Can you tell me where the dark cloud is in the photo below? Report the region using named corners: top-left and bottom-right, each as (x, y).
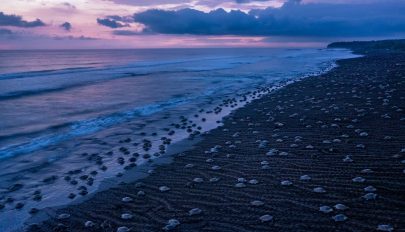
top-left (133, 0), bottom-right (405, 37)
top-left (0, 12), bottom-right (46, 27)
top-left (106, 15), bottom-right (134, 23)
top-left (111, 0), bottom-right (192, 7)
top-left (113, 30), bottom-right (143, 36)
top-left (97, 17), bottom-right (129, 28)
top-left (235, 0), bottom-right (269, 3)
top-left (0, 28), bottom-right (15, 39)
top-left (134, 8), bottom-right (258, 35)
top-left (77, 35), bottom-right (97, 40)
top-left (0, 28), bottom-right (13, 35)
top-left (60, 22), bottom-right (72, 31)
top-left (53, 35), bottom-right (98, 40)
top-left (62, 2), bottom-right (76, 10)
top-left (111, 0), bottom-right (270, 7)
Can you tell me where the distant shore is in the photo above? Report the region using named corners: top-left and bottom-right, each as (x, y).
top-left (24, 40), bottom-right (405, 231)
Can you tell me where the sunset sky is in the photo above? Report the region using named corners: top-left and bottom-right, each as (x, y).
top-left (0, 0), bottom-right (404, 49)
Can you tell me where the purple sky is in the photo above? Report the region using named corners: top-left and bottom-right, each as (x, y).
top-left (0, 0), bottom-right (404, 49)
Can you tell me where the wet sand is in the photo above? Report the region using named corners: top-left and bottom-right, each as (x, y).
top-left (23, 48), bottom-right (405, 231)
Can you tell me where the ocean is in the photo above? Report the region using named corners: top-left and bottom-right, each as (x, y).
top-left (0, 48), bottom-right (357, 231)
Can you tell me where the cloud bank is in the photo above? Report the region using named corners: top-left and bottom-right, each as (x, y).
top-left (97, 17), bottom-right (129, 28)
top-left (60, 22), bottom-right (72, 31)
top-left (113, 30), bottom-right (143, 36)
top-left (0, 12), bottom-right (46, 27)
top-left (0, 28), bottom-right (12, 35)
top-left (132, 0), bottom-right (405, 37)
top-left (235, 0), bottom-right (270, 3)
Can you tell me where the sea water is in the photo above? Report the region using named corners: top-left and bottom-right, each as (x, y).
top-left (0, 48), bottom-right (357, 231)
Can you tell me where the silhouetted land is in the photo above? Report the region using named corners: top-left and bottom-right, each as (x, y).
top-left (328, 39), bottom-right (405, 53)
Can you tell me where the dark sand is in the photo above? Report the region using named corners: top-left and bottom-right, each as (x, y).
top-left (24, 48), bottom-right (405, 231)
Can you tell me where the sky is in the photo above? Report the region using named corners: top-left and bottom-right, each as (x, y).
top-left (0, 0), bottom-right (404, 49)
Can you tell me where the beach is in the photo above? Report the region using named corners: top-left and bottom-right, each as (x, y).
top-left (17, 44), bottom-right (405, 231)
top-left (0, 48), bottom-right (355, 231)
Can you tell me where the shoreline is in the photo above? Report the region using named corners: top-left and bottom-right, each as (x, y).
top-left (0, 76), bottom-right (275, 232)
top-left (7, 77), bottom-right (293, 231)
top-left (7, 46), bottom-right (405, 231)
top-left (0, 49), bottom-right (351, 232)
